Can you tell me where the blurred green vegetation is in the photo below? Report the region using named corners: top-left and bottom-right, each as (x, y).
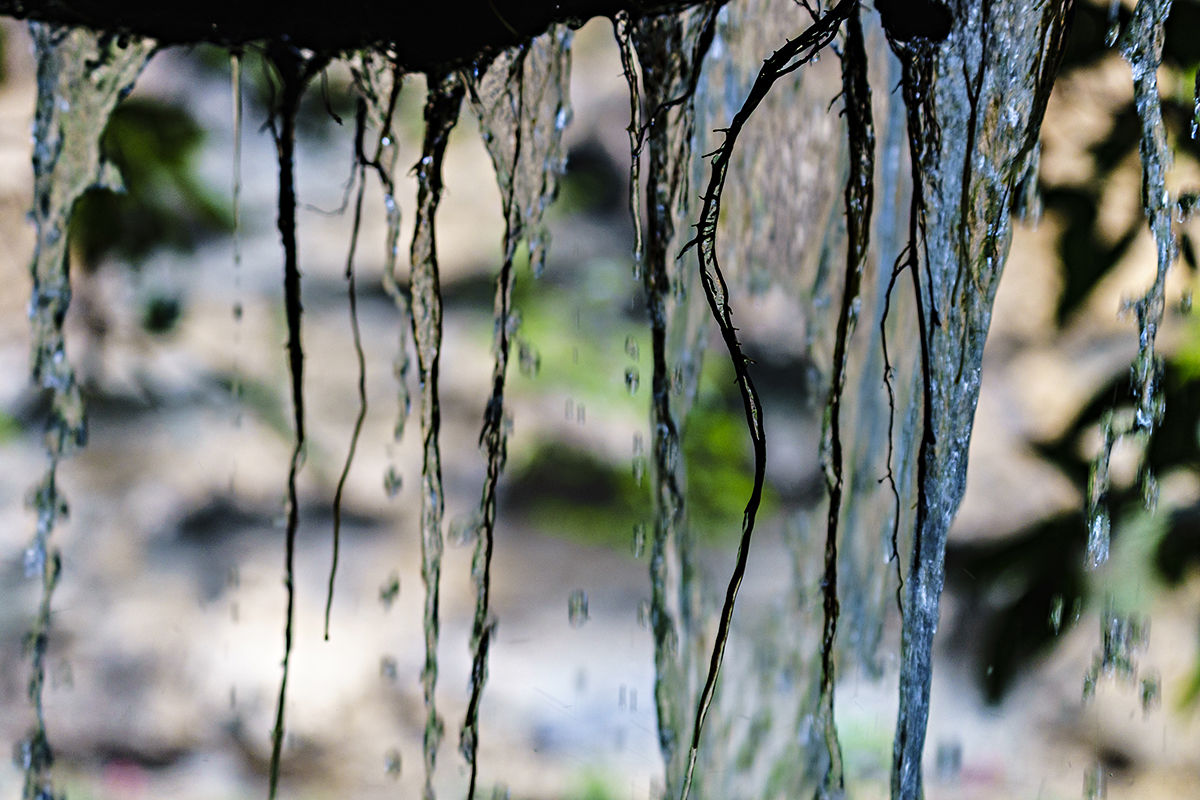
top-left (72, 98), bottom-right (232, 271)
top-left (498, 256), bottom-right (776, 551)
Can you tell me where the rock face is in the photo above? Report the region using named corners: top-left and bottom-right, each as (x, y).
top-left (0, 1), bottom-right (696, 68)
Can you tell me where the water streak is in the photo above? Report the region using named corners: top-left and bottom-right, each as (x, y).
top-left (23, 25), bottom-right (154, 800)
top-left (885, 3), bottom-right (1072, 797)
top-left (410, 70), bottom-right (465, 800)
top-left (625, 5), bottom-right (719, 793)
top-left (230, 49), bottom-right (244, 426)
top-left (1085, 0), bottom-right (1175, 570)
top-left (466, 25), bottom-right (573, 278)
top-left (461, 29), bottom-right (572, 795)
top-left (354, 54), bottom-right (411, 446)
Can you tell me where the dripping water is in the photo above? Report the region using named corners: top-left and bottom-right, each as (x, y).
top-left (1085, 0), bottom-right (1175, 572)
top-left (460, 27), bottom-right (572, 796)
top-left (884, 2), bottom-right (1072, 797)
top-left (623, 5), bottom-right (720, 793)
top-left (354, 54), bottom-right (412, 463)
top-left (23, 25), bottom-right (154, 800)
top-left (230, 49), bottom-right (244, 430)
top-left (409, 69), bottom-right (465, 800)
top-left (614, 11), bottom-right (645, 278)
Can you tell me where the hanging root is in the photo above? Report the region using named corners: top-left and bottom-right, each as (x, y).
top-left (815, 6), bottom-right (874, 797)
top-left (325, 99), bottom-right (372, 639)
top-left (678, 2), bottom-right (855, 797)
top-left (461, 45), bottom-right (529, 800)
top-left (265, 43), bottom-right (330, 800)
top-left (878, 252), bottom-right (907, 614)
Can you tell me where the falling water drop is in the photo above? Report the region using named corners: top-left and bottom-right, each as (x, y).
top-left (1105, 0), bottom-right (1121, 47)
top-left (1140, 672), bottom-right (1161, 712)
top-left (631, 522), bottom-right (646, 558)
top-left (568, 590), bottom-right (589, 628)
top-left (385, 748), bottom-right (403, 778)
top-left (409, 69), bottom-right (465, 800)
top-left (624, 366), bottom-right (640, 394)
top-left (22, 25), bottom-right (154, 800)
top-left (383, 466), bottom-right (403, 498)
top-left (1049, 595), bottom-right (1064, 634)
top-left (379, 572), bottom-right (401, 611)
top-left (637, 599), bottom-right (651, 629)
top-left (517, 339), bottom-right (540, 376)
top-left (449, 513), bottom-right (482, 548)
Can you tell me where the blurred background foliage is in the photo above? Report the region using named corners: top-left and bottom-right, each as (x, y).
top-left (948, 0), bottom-right (1200, 703)
top-left (25, 0), bottom-right (1200, 713)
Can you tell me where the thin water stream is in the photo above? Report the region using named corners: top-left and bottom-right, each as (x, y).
top-left (22, 25), bottom-right (154, 800)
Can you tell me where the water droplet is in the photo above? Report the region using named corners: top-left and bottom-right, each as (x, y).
top-left (1140, 672), bottom-right (1161, 712)
top-left (624, 367), bottom-right (640, 395)
top-left (636, 599), bottom-right (650, 629)
top-left (504, 310), bottom-right (522, 337)
top-left (1083, 666), bottom-right (1098, 701)
top-left (568, 589), bottom-right (589, 628)
top-left (624, 335), bottom-right (639, 361)
top-left (379, 572), bottom-right (400, 610)
top-left (631, 522), bottom-right (646, 559)
top-left (934, 739), bottom-right (962, 782)
top-left (632, 456), bottom-right (646, 487)
top-left (1105, 20), bottom-right (1120, 47)
top-left (518, 339), bottom-right (540, 377)
top-left (380, 656), bottom-right (398, 683)
top-left (449, 512), bottom-right (482, 548)
top-left (383, 466), bottom-right (403, 498)
top-left (384, 747), bottom-right (402, 778)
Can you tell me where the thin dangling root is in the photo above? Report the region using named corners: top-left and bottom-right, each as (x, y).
top-left (265, 43), bottom-right (330, 800)
top-left (678, 2), bottom-right (855, 797)
top-left (815, 6), bottom-right (874, 797)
